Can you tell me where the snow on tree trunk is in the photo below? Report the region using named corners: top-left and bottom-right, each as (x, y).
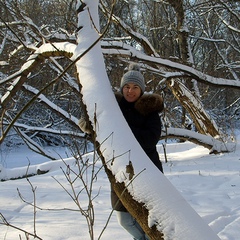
top-left (167, 79), bottom-right (221, 137)
top-left (74, 1), bottom-right (220, 239)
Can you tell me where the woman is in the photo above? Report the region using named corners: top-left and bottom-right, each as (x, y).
top-left (112, 63), bottom-right (164, 240)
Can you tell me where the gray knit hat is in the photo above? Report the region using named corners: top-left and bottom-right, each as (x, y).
top-left (120, 63), bottom-right (145, 93)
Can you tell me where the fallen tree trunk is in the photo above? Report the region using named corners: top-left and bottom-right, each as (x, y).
top-left (161, 127), bottom-right (236, 154)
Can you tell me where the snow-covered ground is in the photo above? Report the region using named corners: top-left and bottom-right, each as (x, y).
top-left (0, 132), bottom-right (239, 240)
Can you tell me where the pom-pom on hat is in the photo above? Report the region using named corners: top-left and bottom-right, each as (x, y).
top-left (120, 63), bottom-right (145, 94)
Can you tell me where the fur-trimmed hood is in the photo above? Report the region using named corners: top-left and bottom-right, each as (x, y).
top-left (115, 92), bottom-right (164, 116)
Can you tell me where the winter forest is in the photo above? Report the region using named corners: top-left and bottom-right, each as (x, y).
top-left (0, 0), bottom-right (240, 240)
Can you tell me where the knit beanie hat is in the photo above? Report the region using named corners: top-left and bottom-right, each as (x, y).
top-left (120, 63), bottom-right (145, 94)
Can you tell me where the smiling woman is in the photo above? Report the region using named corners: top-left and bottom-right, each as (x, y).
top-left (112, 62), bottom-right (164, 239)
top-left (122, 83), bottom-right (142, 102)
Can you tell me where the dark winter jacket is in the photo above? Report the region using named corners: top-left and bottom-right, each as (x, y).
top-left (111, 92), bottom-right (164, 212)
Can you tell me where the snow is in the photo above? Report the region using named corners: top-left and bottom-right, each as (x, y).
top-left (0, 136), bottom-right (239, 239)
top-left (1, 1), bottom-right (239, 239)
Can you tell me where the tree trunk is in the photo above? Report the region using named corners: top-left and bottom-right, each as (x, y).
top-left (167, 78), bottom-right (221, 137)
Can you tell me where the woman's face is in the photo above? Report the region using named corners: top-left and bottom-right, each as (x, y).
top-left (122, 83), bottom-right (142, 102)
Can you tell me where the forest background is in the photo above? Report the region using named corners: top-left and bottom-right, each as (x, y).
top-left (0, 0), bottom-right (239, 153)
top-left (0, 0), bottom-right (240, 239)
